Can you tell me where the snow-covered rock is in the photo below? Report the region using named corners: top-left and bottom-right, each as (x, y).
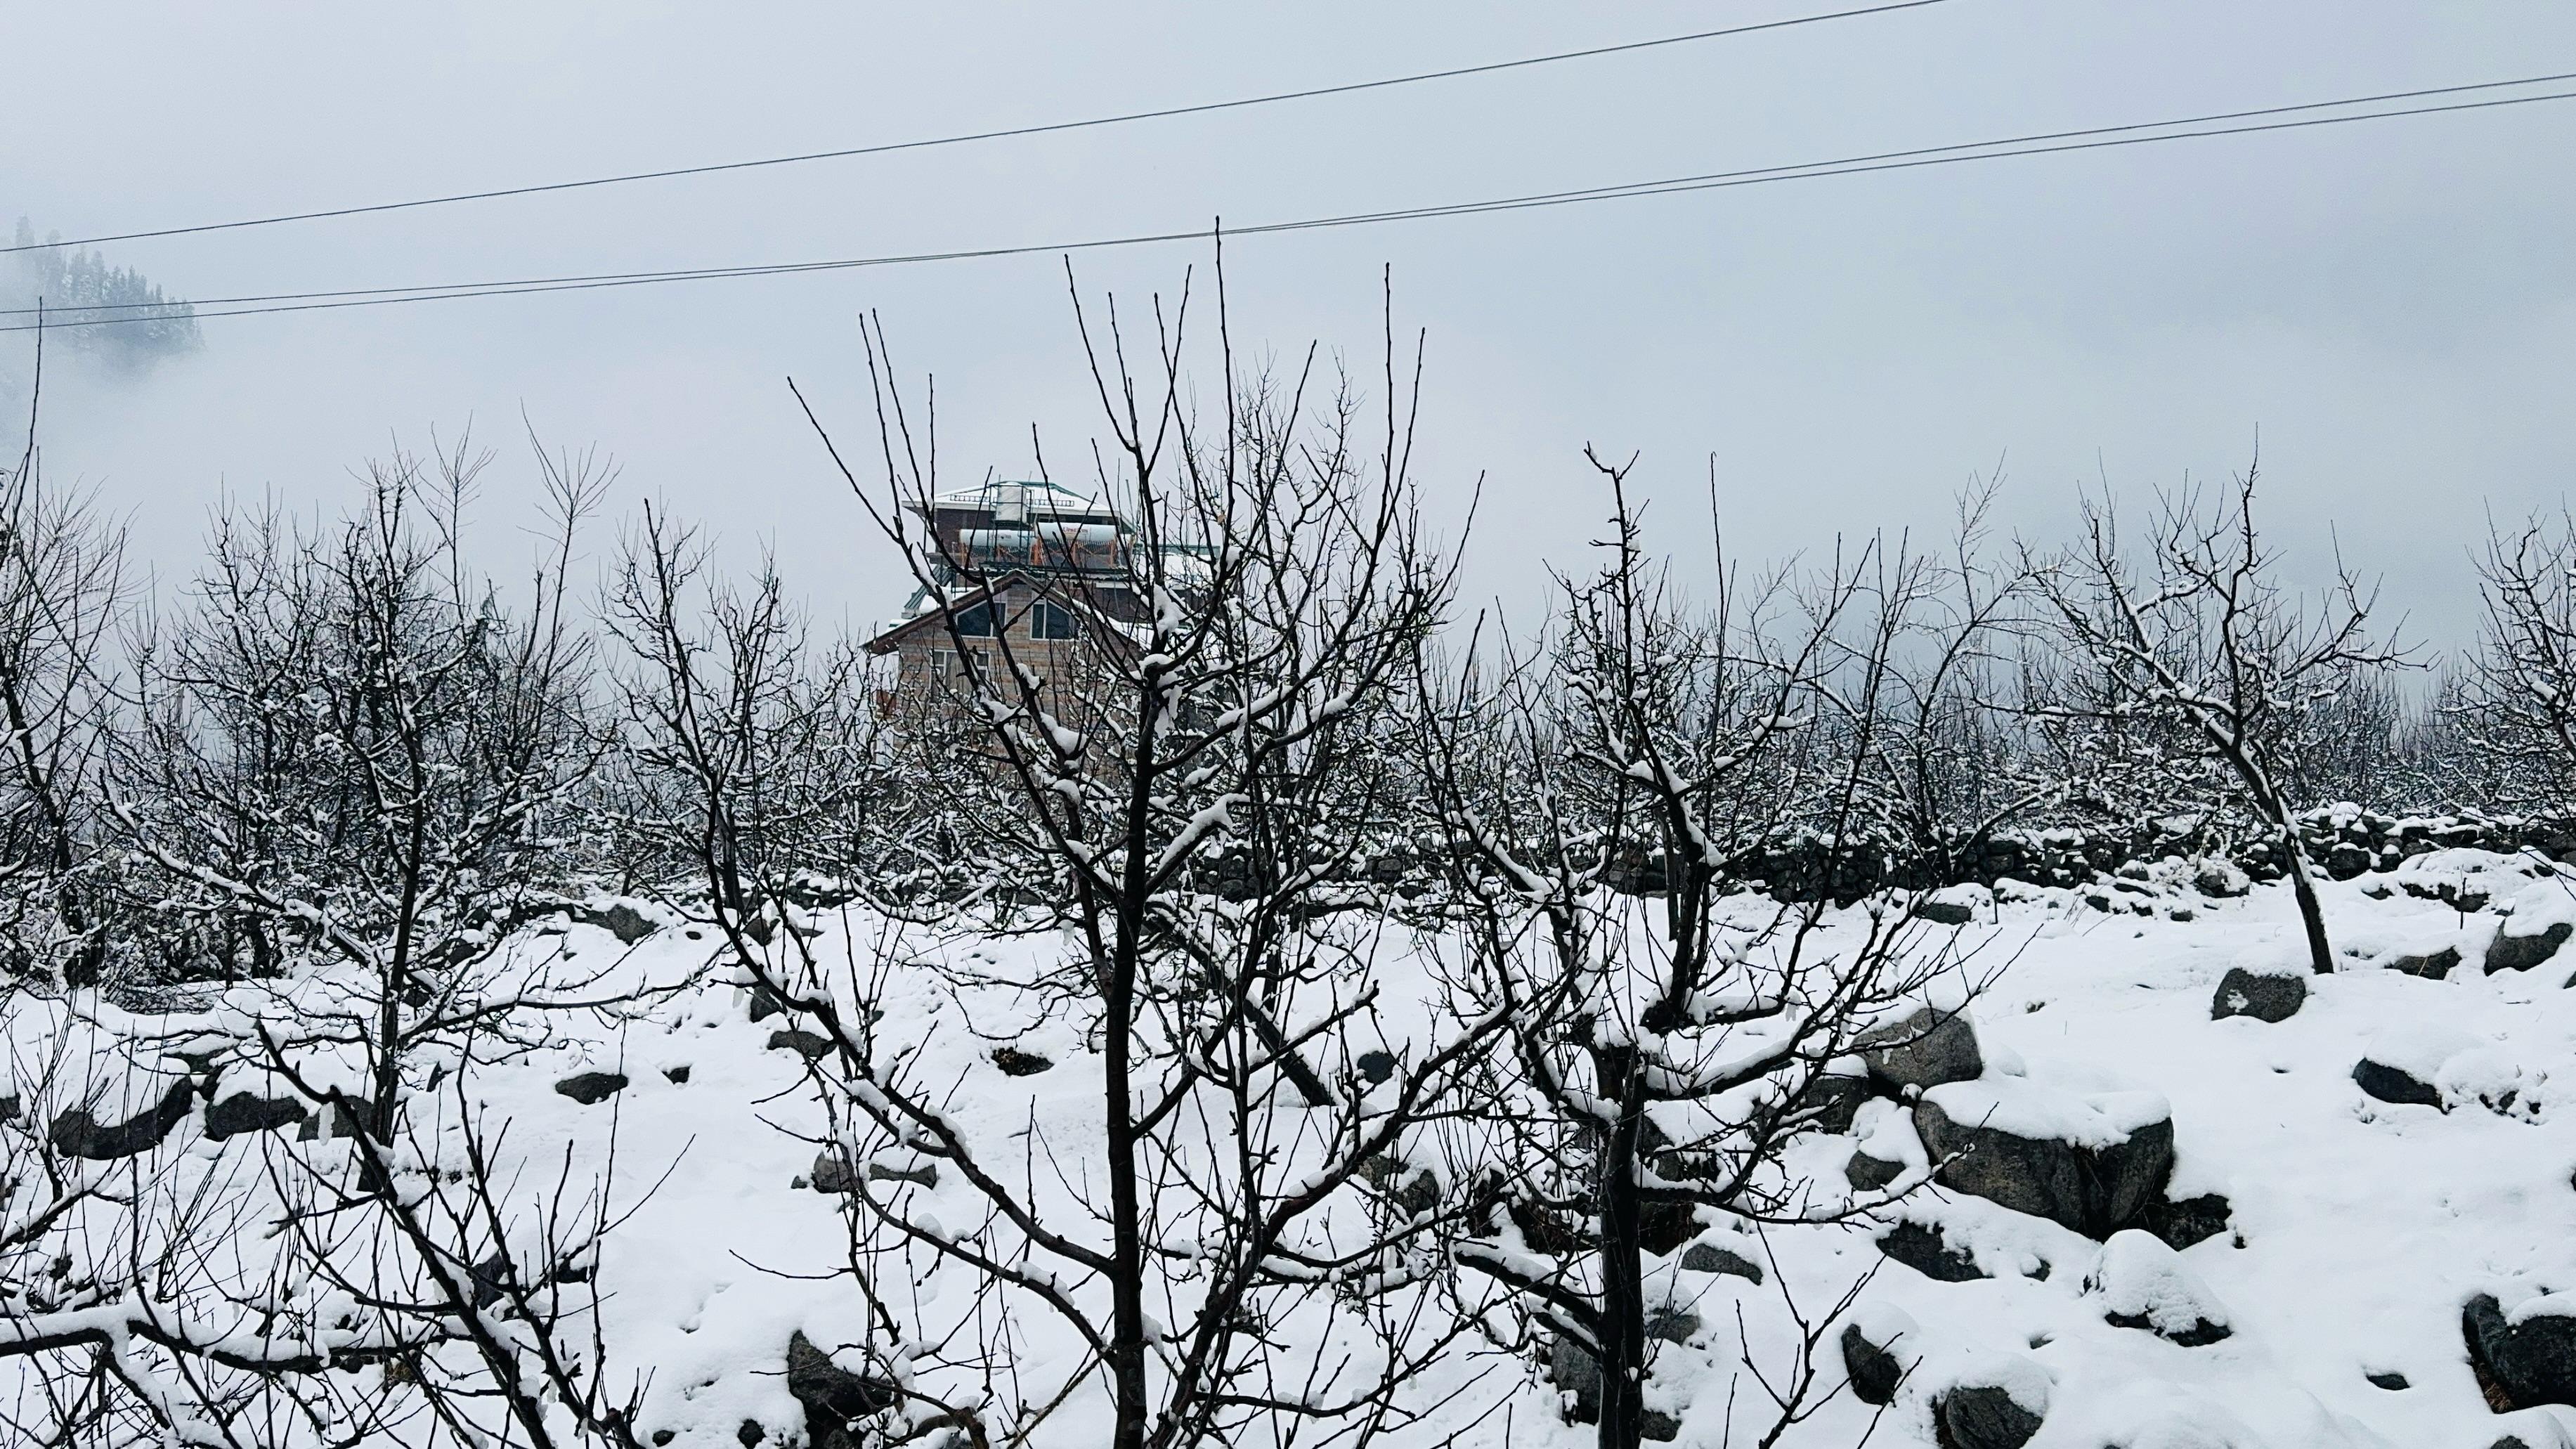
top-left (1915, 1077), bottom-right (2175, 1238)
top-left (2352, 1022), bottom-right (2483, 1108)
top-left (2086, 1229), bottom-right (2232, 1345)
top-left (1857, 1003), bottom-right (1984, 1096)
top-left (1838, 1300), bottom-right (1920, 1405)
top-left (1929, 1350), bottom-right (2051, 1449)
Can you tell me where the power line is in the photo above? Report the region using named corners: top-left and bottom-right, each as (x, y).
top-left (10, 72), bottom-right (2574, 336)
top-left (1, 0), bottom-right (1949, 257)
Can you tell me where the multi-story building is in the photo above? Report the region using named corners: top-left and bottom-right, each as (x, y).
top-left (864, 479), bottom-right (1152, 714)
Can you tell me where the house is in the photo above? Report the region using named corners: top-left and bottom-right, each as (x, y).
top-left (864, 479), bottom-right (1153, 715)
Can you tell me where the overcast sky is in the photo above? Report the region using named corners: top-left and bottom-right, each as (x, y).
top-left (7, 1), bottom-right (2575, 647)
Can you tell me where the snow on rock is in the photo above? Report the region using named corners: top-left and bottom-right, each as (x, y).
top-left (2471, 1292), bottom-right (2576, 1413)
top-left (1839, 1300), bottom-right (1922, 1405)
top-left (2086, 1230), bottom-right (2232, 1346)
top-left (2353, 1022), bottom-right (2484, 1108)
top-left (2489, 876), bottom-right (2576, 974)
top-left (1928, 1349), bottom-right (2052, 1449)
top-left (1847, 1097), bottom-right (1930, 1192)
top-left (1916, 1077), bottom-right (2176, 1238)
top-left (1859, 1003), bottom-right (1985, 1095)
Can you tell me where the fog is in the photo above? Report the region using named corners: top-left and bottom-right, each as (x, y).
top-left (6, 0), bottom-right (2574, 646)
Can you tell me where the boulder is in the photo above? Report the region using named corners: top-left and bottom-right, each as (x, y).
top-left (2209, 967), bottom-right (2304, 1023)
top-left (810, 1150), bottom-right (857, 1195)
top-left (1877, 1220), bottom-right (1986, 1282)
top-left (2136, 1192), bottom-right (2233, 1251)
top-left (1857, 1007), bottom-right (1984, 1096)
top-left (2353, 1023), bottom-right (2481, 1110)
top-left (578, 902), bottom-right (661, 945)
top-left (2386, 945), bottom-right (2461, 980)
top-left (1544, 1337), bottom-right (1679, 1440)
top-left (1839, 1302), bottom-right (1919, 1405)
top-left (785, 1330), bottom-right (897, 1449)
top-left (1847, 1150), bottom-right (1906, 1192)
top-left (767, 1029), bottom-right (833, 1061)
top-left (50, 1079), bottom-right (195, 1160)
top-left (2467, 1292), bottom-right (2576, 1411)
top-left (1679, 1240), bottom-right (1762, 1282)
top-left (1846, 1098), bottom-right (1926, 1193)
top-left (1915, 1079), bottom-right (2175, 1239)
top-left (1932, 1354), bottom-right (2051, 1449)
top-left (554, 1072), bottom-right (628, 1105)
top-left (663, 1065), bottom-right (692, 1084)
top-left (297, 1098), bottom-right (382, 1143)
top-left (2364, 1371), bottom-right (2407, 1390)
top-left (1791, 1070), bottom-right (1871, 1134)
top-left (1645, 1306), bottom-right (1698, 1344)
top-left (1353, 1050), bottom-right (1396, 1085)
top-left (204, 1091), bottom-right (308, 1142)
top-left (2492, 922), bottom-right (2576, 975)
top-left (992, 1047), bottom-right (1053, 1077)
top-left (2086, 1230), bottom-right (2231, 1346)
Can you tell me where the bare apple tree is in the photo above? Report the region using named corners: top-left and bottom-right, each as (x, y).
top-left (1409, 453), bottom-right (1970, 1449)
top-left (2029, 459), bottom-right (2407, 974)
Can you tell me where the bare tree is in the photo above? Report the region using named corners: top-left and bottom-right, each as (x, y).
top-left (1410, 454), bottom-right (1967, 1449)
top-left (2029, 459), bottom-right (2407, 974)
top-left (2459, 507), bottom-right (2576, 810)
top-left (710, 261), bottom-right (1524, 1449)
top-left (115, 433), bottom-right (610, 1129)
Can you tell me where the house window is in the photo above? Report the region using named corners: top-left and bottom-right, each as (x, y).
top-left (1032, 602), bottom-right (1079, 640)
top-left (951, 602), bottom-right (994, 637)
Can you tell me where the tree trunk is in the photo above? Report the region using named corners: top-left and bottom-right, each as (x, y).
top-left (1594, 1049), bottom-right (1648, 1449)
top-left (2282, 823), bottom-right (2335, 975)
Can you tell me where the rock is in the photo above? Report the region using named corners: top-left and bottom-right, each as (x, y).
top-left (554, 1072), bottom-right (628, 1105)
top-left (2209, 967), bottom-right (2305, 1022)
top-left (1353, 1049), bottom-right (1396, 1085)
top-left (786, 1330), bottom-right (897, 1448)
top-left (50, 1079), bottom-right (196, 1160)
top-left (811, 1150), bottom-right (857, 1195)
top-left (1639, 1201), bottom-right (1697, 1256)
top-left (0, 1093), bottom-right (18, 1123)
top-left (2137, 1193), bottom-right (2232, 1250)
top-left (2086, 1230), bottom-right (2232, 1346)
top-left (736, 1419), bottom-right (765, 1447)
top-left (663, 1065), bottom-right (691, 1084)
top-left (747, 984), bottom-right (788, 1023)
top-left (1878, 1220), bottom-right (1986, 1282)
top-left (1679, 1240), bottom-right (1762, 1282)
top-left (1932, 1353), bottom-right (2050, 1449)
top-left (2364, 1371), bottom-right (2408, 1390)
top-left (2352, 1059), bottom-right (2442, 1107)
top-left (1857, 1006), bottom-right (1984, 1096)
top-left (296, 1098), bottom-right (381, 1143)
top-left (1917, 886), bottom-right (1986, 926)
top-left (1645, 1306), bottom-right (1698, 1344)
top-left (204, 1091), bottom-right (308, 1141)
top-left (1544, 1337), bottom-right (1679, 1439)
top-left (2193, 860), bottom-right (2251, 898)
top-left (1915, 1080), bottom-right (2175, 1239)
top-left (767, 1029), bottom-right (833, 1061)
top-left (1395, 1169), bottom-right (1441, 1220)
top-left (579, 902), bottom-right (661, 944)
top-left (1548, 1335), bottom-right (1604, 1423)
top-left (1840, 1304), bottom-right (1918, 1405)
top-left (1791, 1070), bottom-right (1870, 1134)
top-left (2466, 1292), bottom-right (2576, 1411)
top-left (869, 1159), bottom-right (938, 1190)
top-left (993, 1046), bottom-right (1053, 1077)
top-left (1846, 1150), bottom-right (1905, 1192)
top-left (2353, 1023), bottom-right (2481, 1110)
top-left (1934, 1386), bottom-right (2045, 1449)
top-left (2386, 946), bottom-right (2461, 980)
top-left (2492, 921), bottom-right (2576, 975)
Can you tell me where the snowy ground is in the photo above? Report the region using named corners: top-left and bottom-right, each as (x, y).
top-left (10, 855), bottom-right (2576, 1448)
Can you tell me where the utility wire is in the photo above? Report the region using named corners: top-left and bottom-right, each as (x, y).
top-left (11, 72), bottom-right (2575, 335)
top-left (1, 0), bottom-right (1948, 256)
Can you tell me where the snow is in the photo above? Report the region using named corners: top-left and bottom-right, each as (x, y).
top-left (1921, 1076), bottom-right (2171, 1148)
top-left (2358, 1021), bottom-right (2483, 1080)
top-left (17, 852), bottom-right (2576, 1445)
top-left (2085, 1230), bottom-right (2230, 1338)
